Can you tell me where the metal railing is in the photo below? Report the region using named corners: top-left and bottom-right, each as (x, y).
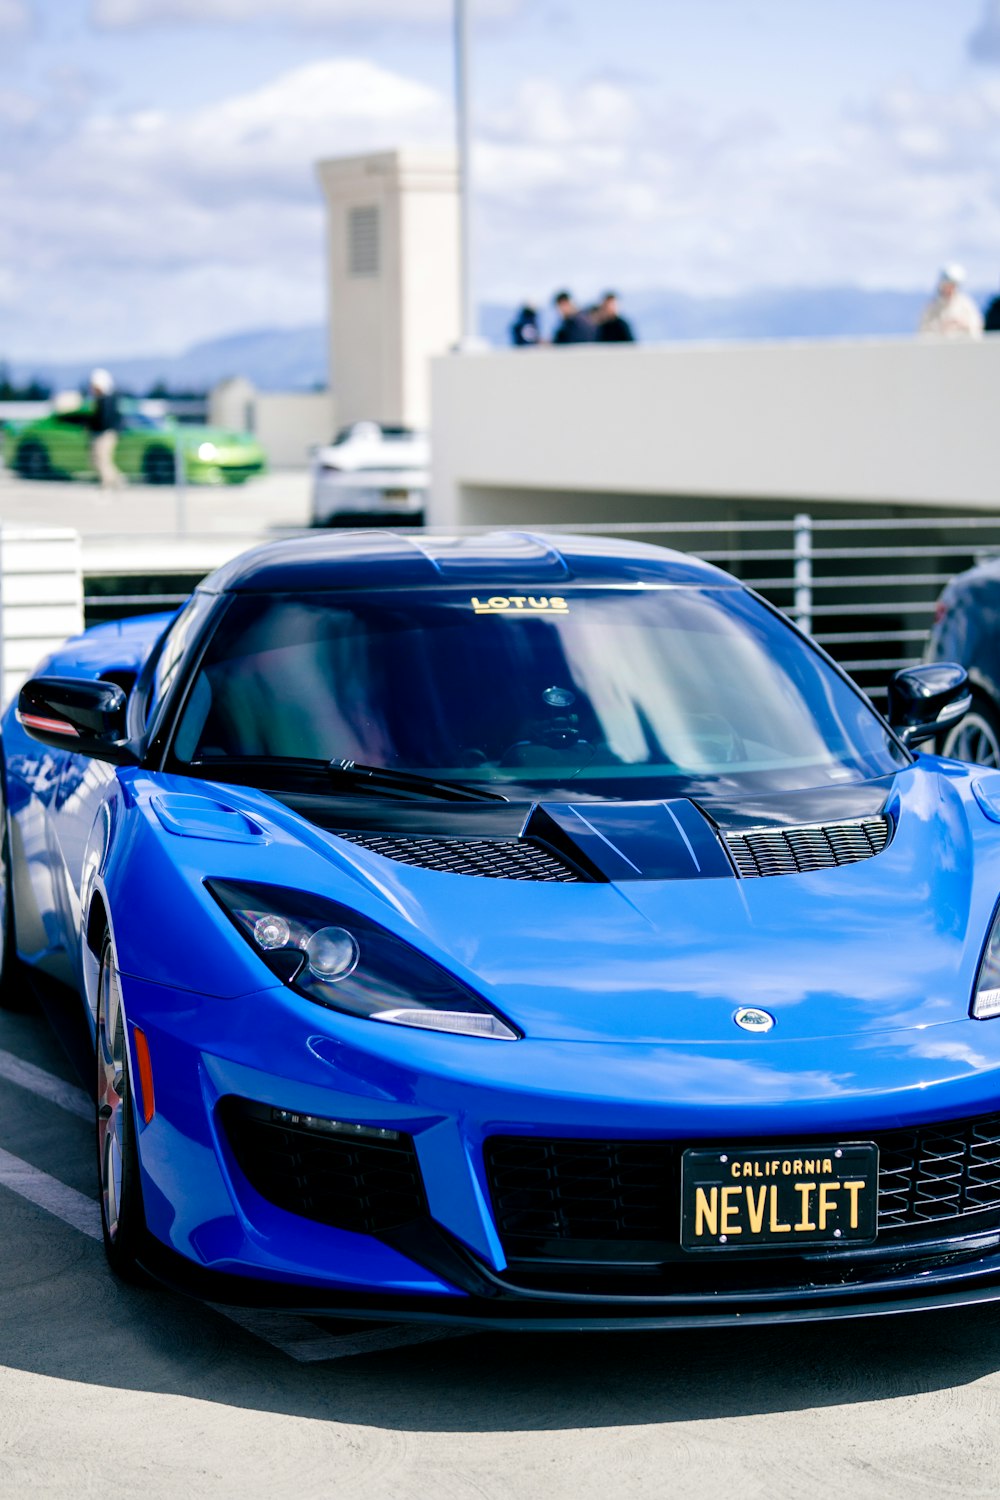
top-left (81, 512), bottom-right (1000, 699)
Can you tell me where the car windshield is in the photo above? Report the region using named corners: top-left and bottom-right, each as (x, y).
top-left (121, 412), bottom-right (165, 431)
top-left (170, 586), bottom-right (907, 798)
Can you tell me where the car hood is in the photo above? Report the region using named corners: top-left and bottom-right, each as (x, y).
top-left (141, 760), bottom-right (1000, 1048)
top-left (180, 425), bottom-right (262, 452)
top-left (314, 443), bottom-right (429, 470)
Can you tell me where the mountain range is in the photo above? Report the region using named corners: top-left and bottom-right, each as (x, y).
top-left (5, 286), bottom-right (989, 394)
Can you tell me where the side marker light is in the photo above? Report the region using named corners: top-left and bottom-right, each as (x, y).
top-left (133, 1027), bottom-right (155, 1124)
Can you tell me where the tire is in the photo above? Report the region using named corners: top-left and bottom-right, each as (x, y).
top-left (14, 440), bottom-right (51, 481)
top-left (142, 446), bottom-right (175, 485)
top-left (96, 932), bottom-right (149, 1282)
top-left (0, 779), bottom-right (30, 1013)
top-left (942, 694), bottom-right (1000, 767)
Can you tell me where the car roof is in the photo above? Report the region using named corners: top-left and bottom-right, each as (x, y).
top-left (198, 530), bottom-right (742, 595)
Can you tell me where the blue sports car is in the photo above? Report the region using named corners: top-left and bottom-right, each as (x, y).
top-left (5, 529), bottom-right (999, 1329)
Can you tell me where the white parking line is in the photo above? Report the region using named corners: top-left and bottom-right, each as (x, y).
top-left (212, 1305), bottom-right (471, 1363)
top-left (0, 1050), bottom-right (473, 1363)
top-left (0, 1047), bottom-right (92, 1120)
top-left (0, 1144), bottom-right (102, 1239)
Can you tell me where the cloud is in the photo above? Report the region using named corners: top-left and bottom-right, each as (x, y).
top-left (90, 0), bottom-right (519, 26)
top-left (0, 0), bottom-right (31, 34)
top-left (0, 57), bottom-right (450, 357)
top-left (472, 70), bottom-right (1000, 302)
top-left (968, 0), bottom-right (1000, 63)
top-left (7, 48), bottom-right (1000, 361)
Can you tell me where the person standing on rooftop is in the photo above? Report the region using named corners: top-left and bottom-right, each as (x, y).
top-left (919, 264), bottom-right (983, 339)
top-left (552, 290), bottom-right (597, 344)
top-left (510, 304), bottom-right (542, 346)
top-left (595, 291), bottom-right (636, 343)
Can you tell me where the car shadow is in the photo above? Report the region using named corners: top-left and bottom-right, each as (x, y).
top-left (4, 985), bottom-right (1000, 1432)
top-left (3, 1225), bottom-right (1000, 1433)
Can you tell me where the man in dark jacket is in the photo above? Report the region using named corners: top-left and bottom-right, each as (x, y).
top-left (595, 291), bottom-right (636, 343)
top-left (985, 283), bottom-right (1000, 333)
top-left (89, 368), bottom-right (123, 488)
top-left (552, 291), bottom-right (596, 344)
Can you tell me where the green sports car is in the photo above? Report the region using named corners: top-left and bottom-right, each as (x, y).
top-left (3, 404), bottom-right (267, 485)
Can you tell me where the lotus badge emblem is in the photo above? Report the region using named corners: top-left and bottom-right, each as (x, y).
top-left (734, 1007), bottom-right (775, 1033)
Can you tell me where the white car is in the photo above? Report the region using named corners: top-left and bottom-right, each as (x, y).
top-left (310, 421), bottom-right (429, 526)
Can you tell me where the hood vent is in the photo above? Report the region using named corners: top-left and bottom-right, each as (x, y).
top-left (724, 816), bottom-right (891, 878)
top-left (335, 832), bottom-right (585, 882)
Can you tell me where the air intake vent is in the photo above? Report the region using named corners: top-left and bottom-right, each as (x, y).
top-left (220, 1097), bottom-right (425, 1235)
top-left (485, 1111), bottom-right (1000, 1255)
top-left (336, 832), bottom-right (585, 882)
top-left (348, 204), bottom-right (379, 277)
top-left (724, 816), bottom-right (890, 878)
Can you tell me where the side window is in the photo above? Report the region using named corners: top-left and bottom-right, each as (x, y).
top-left (142, 593), bottom-right (217, 730)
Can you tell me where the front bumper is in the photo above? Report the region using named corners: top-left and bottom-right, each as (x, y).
top-left (124, 971), bottom-right (1000, 1327)
top-left (310, 479), bottom-right (426, 524)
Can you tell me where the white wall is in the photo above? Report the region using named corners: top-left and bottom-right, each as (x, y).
top-left (252, 391), bottom-right (336, 468)
top-left (430, 337), bottom-right (1000, 525)
top-left (0, 528), bottom-right (84, 704)
top-left (209, 381), bottom-right (336, 468)
top-left (317, 149), bottom-right (460, 429)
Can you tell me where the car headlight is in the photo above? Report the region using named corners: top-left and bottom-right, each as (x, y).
top-left (972, 902), bottom-right (1000, 1018)
top-left (197, 442), bottom-right (219, 461)
top-left (207, 879), bottom-right (519, 1040)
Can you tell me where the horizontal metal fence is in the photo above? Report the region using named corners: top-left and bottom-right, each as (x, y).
top-left (82, 513), bottom-right (1000, 701)
top-left (534, 514), bottom-right (1000, 701)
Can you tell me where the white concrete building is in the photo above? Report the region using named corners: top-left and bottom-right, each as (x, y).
top-left (316, 149), bottom-right (461, 430)
top-left (208, 379), bottom-right (335, 468)
top-left (429, 336), bottom-right (1000, 526)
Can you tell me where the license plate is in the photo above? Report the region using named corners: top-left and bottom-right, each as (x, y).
top-left (384, 489), bottom-right (411, 502)
top-left (680, 1143), bottom-right (878, 1250)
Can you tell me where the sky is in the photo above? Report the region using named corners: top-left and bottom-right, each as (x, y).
top-left (2, 0), bottom-right (1000, 358)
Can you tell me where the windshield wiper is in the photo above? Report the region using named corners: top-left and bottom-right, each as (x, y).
top-left (189, 754), bottom-right (507, 802)
top-left (327, 759), bottom-right (508, 802)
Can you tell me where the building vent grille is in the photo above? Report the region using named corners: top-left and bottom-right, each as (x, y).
top-left (348, 205), bottom-right (380, 277)
top-left (724, 816), bottom-right (891, 878)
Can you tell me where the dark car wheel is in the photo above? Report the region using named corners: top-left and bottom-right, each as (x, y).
top-left (97, 932), bottom-right (149, 1282)
top-left (942, 695), bottom-right (1000, 767)
top-left (0, 780), bottom-right (30, 1013)
top-left (14, 441), bottom-right (52, 480)
top-left (142, 446), bottom-right (175, 485)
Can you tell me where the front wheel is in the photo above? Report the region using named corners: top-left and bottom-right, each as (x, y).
top-left (96, 933), bottom-right (148, 1282)
top-left (942, 695), bottom-right (1000, 767)
top-left (0, 776), bottom-right (30, 1013)
top-left (14, 441), bottom-right (51, 480)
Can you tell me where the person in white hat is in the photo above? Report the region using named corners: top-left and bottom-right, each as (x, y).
top-left (88, 368), bottom-right (124, 488)
top-left (919, 264), bottom-right (983, 339)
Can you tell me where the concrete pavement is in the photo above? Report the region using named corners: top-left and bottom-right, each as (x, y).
top-left (1, 989), bottom-right (1000, 1498)
top-left (0, 467), bottom-right (312, 548)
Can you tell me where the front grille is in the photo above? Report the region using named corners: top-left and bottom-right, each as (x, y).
top-left (724, 816), bottom-right (890, 878)
top-left (485, 1112), bottom-right (1000, 1257)
top-left (220, 1097), bottom-right (426, 1235)
top-left (878, 1116), bottom-right (1000, 1227)
top-left (336, 832), bottom-right (584, 882)
top-left (217, 462), bottom-right (265, 478)
top-left (487, 1139), bottom-right (676, 1244)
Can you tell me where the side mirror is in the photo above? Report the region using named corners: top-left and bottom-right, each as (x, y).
top-left (887, 662), bottom-right (971, 748)
top-left (16, 676), bottom-right (135, 764)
